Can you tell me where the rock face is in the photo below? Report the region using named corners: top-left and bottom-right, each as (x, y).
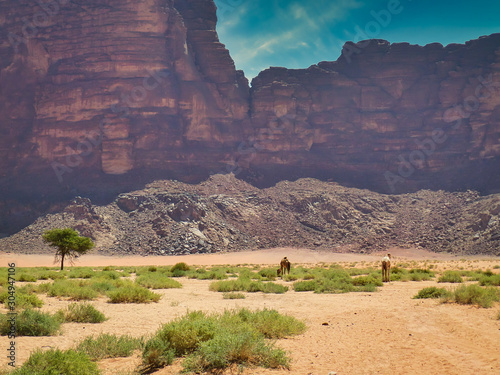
top-left (0, 0), bottom-right (249, 196)
top-left (249, 38), bottom-right (500, 192)
top-left (1, 0), bottom-right (500, 233)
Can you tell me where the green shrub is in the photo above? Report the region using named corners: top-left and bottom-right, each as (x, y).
top-left (192, 269), bottom-right (228, 280)
top-left (438, 271), bottom-right (464, 283)
top-left (254, 282), bottom-right (288, 294)
top-left (18, 273), bottom-right (38, 282)
top-left (282, 274), bottom-right (299, 281)
top-left (98, 270), bottom-right (122, 280)
top-left (107, 284), bottom-right (161, 304)
top-left (76, 333), bottom-right (143, 361)
top-left (182, 328), bottom-right (289, 372)
top-left (234, 309), bottom-right (306, 339)
top-left (139, 336), bottom-right (175, 374)
top-left (209, 279), bottom-right (247, 293)
top-left (0, 289), bottom-right (44, 310)
top-left (68, 268), bottom-right (96, 279)
top-left (141, 309), bottom-right (303, 373)
top-left (443, 284), bottom-right (500, 308)
top-left (135, 273), bottom-right (183, 289)
top-left (171, 262), bottom-right (190, 272)
top-left (479, 273), bottom-right (500, 286)
top-left (210, 279), bottom-right (288, 294)
top-left (171, 269), bottom-right (186, 277)
top-left (413, 287), bottom-right (451, 299)
top-left (352, 275), bottom-right (383, 287)
top-left (293, 280), bottom-right (318, 292)
top-left (407, 269), bottom-right (434, 281)
top-left (10, 349), bottom-right (99, 375)
top-left (0, 309), bottom-right (61, 336)
top-left (223, 292), bottom-right (246, 299)
top-left (47, 279), bottom-right (98, 300)
top-left (258, 268), bottom-right (278, 280)
top-left (155, 311), bottom-right (218, 356)
top-left (61, 303), bottom-right (107, 323)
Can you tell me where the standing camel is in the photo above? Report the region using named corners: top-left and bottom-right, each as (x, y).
top-left (278, 257), bottom-right (291, 277)
top-left (381, 253), bottom-right (391, 282)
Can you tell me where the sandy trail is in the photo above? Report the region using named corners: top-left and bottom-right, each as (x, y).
top-left (1, 247), bottom-right (499, 375)
top-left (0, 246), bottom-right (473, 268)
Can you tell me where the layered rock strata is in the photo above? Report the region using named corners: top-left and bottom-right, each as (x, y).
top-left (1, 0), bottom-right (500, 234)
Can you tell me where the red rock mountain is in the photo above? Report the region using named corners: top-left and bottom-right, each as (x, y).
top-left (1, 0), bottom-right (500, 233)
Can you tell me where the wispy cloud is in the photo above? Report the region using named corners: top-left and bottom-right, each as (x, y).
top-left (214, 0), bottom-right (499, 80)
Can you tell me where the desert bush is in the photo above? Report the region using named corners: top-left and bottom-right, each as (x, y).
top-left (135, 273), bottom-right (182, 289)
top-left (17, 273), bottom-right (38, 282)
top-left (386, 266), bottom-right (406, 281)
top-left (209, 279), bottom-right (247, 293)
top-left (47, 279), bottom-right (98, 300)
top-left (154, 311), bottom-right (218, 357)
top-left (443, 284), bottom-right (500, 308)
top-left (407, 269), bottom-right (435, 281)
top-left (182, 328), bottom-right (289, 373)
top-left (90, 279), bottom-right (118, 294)
top-left (10, 349), bottom-right (100, 375)
top-left (258, 268), bottom-right (278, 280)
top-left (97, 270), bottom-right (123, 280)
top-left (171, 262), bottom-right (190, 272)
top-left (479, 273), bottom-right (500, 286)
top-left (0, 289), bottom-right (44, 310)
top-left (68, 267), bottom-right (96, 279)
top-left (251, 282), bottom-right (288, 294)
top-left (77, 333), bottom-right (143, 361)
top-left (107, 283), bottom-right (161, 303)
top-left (438, 271), bottom-right (464, 283)
top-left (0, 309), bottom-right (61, 336)
top-left (223, 292), bottom-right (246, 299)
top-left (293, 280), bottom-right (318, 292)
top-left (61, 303), bottom-right (107, 323)
top-left (44, 271), bottom-right (67, 280)
top-left (282, 273), bottom-right (299, 281)
top-left (352, 275), bottom-right (383, 287)
top-left (413, 287), bottom-right (451, 299)
top-left (210, 279), bottom-right (288, 294)
top-left (139, 337), bottom-right (175, 373)
top-left (347, 267), bottom-right (376, 276)
top-left (191, 269), bottom-right (228, 280)
top-left (232, 308), bottom-right (306, 339)
top-left (141, 309), bottom-right (303, 373)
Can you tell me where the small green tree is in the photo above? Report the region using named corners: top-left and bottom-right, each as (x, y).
top-left (42, 228), bottom-right (94, 270)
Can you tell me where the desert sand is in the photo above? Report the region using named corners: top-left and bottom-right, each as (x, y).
top-left (1, 247), bottom-right (499, 375)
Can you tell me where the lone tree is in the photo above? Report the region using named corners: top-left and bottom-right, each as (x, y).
top-left (42, 228), bottom-right (94, 270)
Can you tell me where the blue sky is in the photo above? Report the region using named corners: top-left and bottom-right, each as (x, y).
top-left (213, 0), bottom-right (500, 81)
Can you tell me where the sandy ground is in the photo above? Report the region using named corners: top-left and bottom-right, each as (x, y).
top-left (1, 247), bottom-right (499, 375)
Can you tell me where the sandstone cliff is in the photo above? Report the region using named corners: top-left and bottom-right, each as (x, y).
top-left (1, 0), bottom-right (500, 234)
top-left (249, 37), bottom-right (500, 192)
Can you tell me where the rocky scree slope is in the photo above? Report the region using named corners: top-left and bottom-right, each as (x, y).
top-left (1, 175), bottom-right (499, 256)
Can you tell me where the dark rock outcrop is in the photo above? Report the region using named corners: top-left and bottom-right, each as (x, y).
top-left (1, 174), bottom-right (499, 256)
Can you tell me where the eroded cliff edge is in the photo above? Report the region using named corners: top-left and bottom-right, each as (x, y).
top-left (1, 0), bottom-right (500, 233)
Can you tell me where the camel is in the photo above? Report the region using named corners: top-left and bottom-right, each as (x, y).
top-left (278, 257), bottom-right (291, 277)
top-left (381, 253), bottom-right (391, 282)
